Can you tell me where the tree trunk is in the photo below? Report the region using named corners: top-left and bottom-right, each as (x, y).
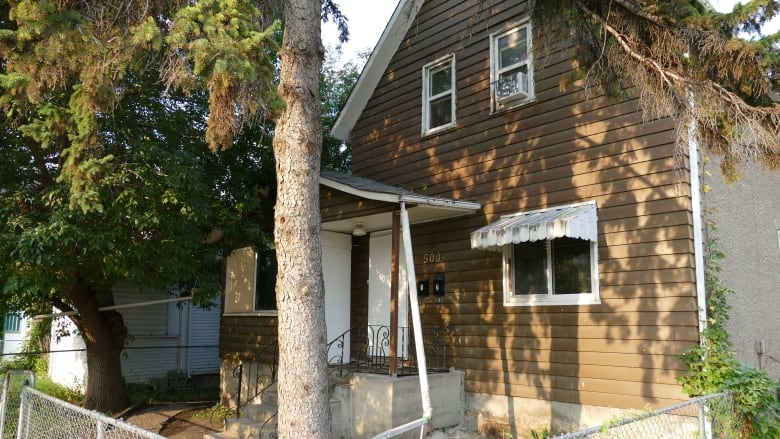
top-left (273, 0), bottom-right (329, 437)
top-left (66, 284), bottom-right (129, 413)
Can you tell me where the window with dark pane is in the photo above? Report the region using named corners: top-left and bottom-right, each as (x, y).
top-left (551, 237), bottom-right (591, 294)
top-left (254, 249), bottom-right (277, 311)
top-left (423, 55), bottom-right (456, 133)
top-left (511, 238), bottom-right (592, 296)
top-left (512, 240), bottom-right (547, 295)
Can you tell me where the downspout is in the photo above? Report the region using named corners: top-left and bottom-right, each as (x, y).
top-left (372, 201), bottom-right (432, 439)
top-left (689, 130), bottom-right (708, 338)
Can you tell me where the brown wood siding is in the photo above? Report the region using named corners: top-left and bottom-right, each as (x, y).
top-left (320, 187), bottom-right (397, 223)
top-left (220, 315), bottom-right (278, 362)
top-left (350, 235), bottom-right (370, 355)
top-left (348, 0), bottom-right (699, 410)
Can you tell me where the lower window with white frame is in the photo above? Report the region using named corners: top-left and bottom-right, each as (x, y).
top-left (470, 200), bottom-right (600, 307)
top-left (504, 236), bottom-right (599, 306)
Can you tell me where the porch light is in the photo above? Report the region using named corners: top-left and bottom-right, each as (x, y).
top-left (352, 223), bottom-right (366, 237)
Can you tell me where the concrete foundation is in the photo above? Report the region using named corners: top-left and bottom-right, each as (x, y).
top-left (465, 392), bottom-right (635, 437)
top-left (340, 371), bottom-right (465, 439)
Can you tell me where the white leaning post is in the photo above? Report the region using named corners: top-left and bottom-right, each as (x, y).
top-left (371, 202), bottom-right (433, 439)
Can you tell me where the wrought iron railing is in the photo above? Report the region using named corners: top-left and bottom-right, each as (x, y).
top-left (228, 324), bottom-right (453, 433)
top-left (326, 324), bottom-right (453, 376)
top-left (231, 341), bottom-right (278, 419)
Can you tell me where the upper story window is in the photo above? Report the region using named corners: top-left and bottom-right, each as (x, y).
top-left (422, 54), bottom-right (456, 135)
top-left (471, 201), bottom-right (599, 306)
top-left (490, 21), bottom-right (534, 111)
top-left (224, 247), bottom-right (277, 315)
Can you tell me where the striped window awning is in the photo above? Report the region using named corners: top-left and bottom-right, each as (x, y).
top-left (471, 201), bottom-right (597, 251)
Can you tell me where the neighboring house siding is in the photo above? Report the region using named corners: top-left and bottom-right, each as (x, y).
top-left (49, 283), bottom-right (220, 388)
top-left (1, 313), bottom-right (30, 357)
top-left (350, 0), bottom-right (698, 410)
top-left (704, 159), bottom-right (780, 380)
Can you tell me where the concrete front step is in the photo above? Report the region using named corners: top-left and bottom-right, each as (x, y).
top-left (204, 417), bottom-right (278, 439)
top-left (259, 388), bottom-right (278, 406)
top-left (204, 373), bottom-right (354, 439)
top-left (241, 402), bottom-right (277, 423)
top-left (203, 398), bottom-right (345, 439)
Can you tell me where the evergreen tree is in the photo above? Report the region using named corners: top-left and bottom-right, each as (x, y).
top-left (532, 0), bottom-right (780, 179)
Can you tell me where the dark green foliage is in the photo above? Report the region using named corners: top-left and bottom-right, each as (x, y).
top-left (321, 49), bottom-right (361, 172)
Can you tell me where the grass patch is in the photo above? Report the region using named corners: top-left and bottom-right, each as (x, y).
top-left (125, 382), bottom-right (219, 405)
top-left (35, 375), bottom-right (84, 405)
top-left (193, 402), bottom-right (235, 420)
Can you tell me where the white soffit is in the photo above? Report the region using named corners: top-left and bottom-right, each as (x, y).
top-left (471, 201), bottom-right (598, 251)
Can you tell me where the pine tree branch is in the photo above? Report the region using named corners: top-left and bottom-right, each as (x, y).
top-left (573, 0), bottom-right (780, 121)
top-left (609, 0), bottom-right (675, 26)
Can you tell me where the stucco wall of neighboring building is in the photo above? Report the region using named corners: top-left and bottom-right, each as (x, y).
top-left (704, 158), bottom-right (780, 380)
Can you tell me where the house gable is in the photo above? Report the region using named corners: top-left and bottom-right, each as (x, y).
top-left (331, 0), bottom-right (425, 141)
top-left (341, 0), bottom-right (700, 420)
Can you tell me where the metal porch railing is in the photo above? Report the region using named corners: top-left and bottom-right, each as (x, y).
top-left (326, 324), bottom-right (454, 376)
top-left (231, 340), bottom-right (278, 419)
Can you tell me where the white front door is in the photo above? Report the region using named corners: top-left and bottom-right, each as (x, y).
top-left (322, 231), bottom-right (352, 362)
top-left (367, 230), bottom-right (409, 358)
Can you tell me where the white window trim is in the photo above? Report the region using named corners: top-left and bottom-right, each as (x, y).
top-left (422, 53), bottom-right (457, 135)
top-left (490, 19), bottom-right (535, 112)
top-left (503, 239), bottom-right (600, 307)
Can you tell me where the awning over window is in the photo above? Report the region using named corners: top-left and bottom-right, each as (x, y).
top-left (471, 201), bottom-right (597, 251)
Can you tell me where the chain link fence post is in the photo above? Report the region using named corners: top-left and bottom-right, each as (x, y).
top-left (0, 370), bottom-right (34, 439)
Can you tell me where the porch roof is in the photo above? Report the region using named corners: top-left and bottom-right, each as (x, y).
top-left (471, 201), bottom-right (597, 251)
top-left (320, 171), bottom-right (481, 234)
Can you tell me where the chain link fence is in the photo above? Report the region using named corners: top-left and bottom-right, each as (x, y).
top-left (14, 385), bottom-right (164, 439)
top-left (118, 344), bottom-right (219, 385)
top-left (3, 344), bottom-right (222, 390)
top-left (0, 371), bottom-right (34, 439)
top-left (553, 392), bottom-right (737, 439)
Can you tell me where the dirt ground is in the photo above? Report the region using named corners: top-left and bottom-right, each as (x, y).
top-left (124, 403), bottom-right (487, 438)
top-left (124, 402), bottom-right (223, 438)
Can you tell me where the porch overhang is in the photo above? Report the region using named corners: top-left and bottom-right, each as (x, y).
top-left (471, 201), bottom-right (597, 251)
top-left (320, 171), bottom-right (480, 234)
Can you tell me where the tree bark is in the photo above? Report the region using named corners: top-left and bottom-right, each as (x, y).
top-left (272, 0), bottom-right (329, 437)
top-left (66, 284), bottom-right (129, 413)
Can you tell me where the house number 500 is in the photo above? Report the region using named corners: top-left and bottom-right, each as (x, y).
top-left (423, 252), bottom-right (441, 264)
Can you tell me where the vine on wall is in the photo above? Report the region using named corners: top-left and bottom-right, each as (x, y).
top-left (678, 224), bottom-right (780, 438)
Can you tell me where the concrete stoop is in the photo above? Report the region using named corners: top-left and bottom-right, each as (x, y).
top-left (204, 369), bottom-right (465, 439)
top-left (204, 377), bottom-right (350, 439)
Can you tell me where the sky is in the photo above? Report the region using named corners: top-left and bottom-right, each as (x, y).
top-left (321, 1), bottom-right (773, 65)
top-left (321, 0), bottom-right (399, 63)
